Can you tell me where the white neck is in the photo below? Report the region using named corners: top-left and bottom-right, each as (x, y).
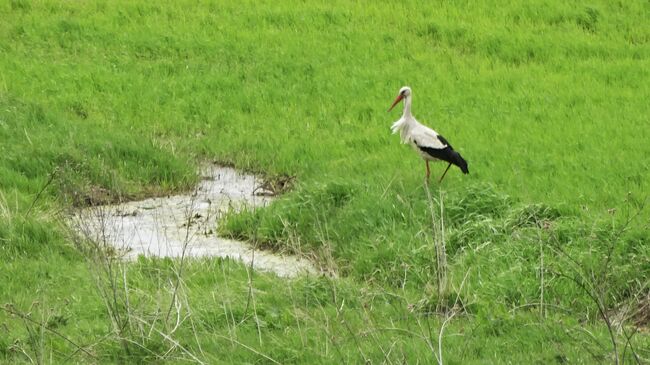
top-left (402, 95), bottom-right (412, 118)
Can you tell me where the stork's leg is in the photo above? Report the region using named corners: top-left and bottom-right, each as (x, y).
top-left (438, 163), bottom-right (452, 183)
top-left (425, 160), bottom-right (431, 181)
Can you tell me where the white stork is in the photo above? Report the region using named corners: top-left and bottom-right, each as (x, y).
top-left (388, 86), bottom-right (469, 182)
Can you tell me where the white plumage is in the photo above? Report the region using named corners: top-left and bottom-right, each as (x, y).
top-left (388, 86), bottom-right (469, 182)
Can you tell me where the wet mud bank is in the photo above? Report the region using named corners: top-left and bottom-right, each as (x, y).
top-left (70, 165), bottom-right (317, 277)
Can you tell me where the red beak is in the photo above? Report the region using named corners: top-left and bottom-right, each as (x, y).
top-left (387, 94), bottom-right (404, 112)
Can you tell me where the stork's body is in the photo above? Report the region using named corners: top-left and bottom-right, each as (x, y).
top-left (388, 86), bottom-right (469, 182)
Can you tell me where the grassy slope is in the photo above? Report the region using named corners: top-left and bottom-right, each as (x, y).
top-left (1, 0), bottom-right (649, 363)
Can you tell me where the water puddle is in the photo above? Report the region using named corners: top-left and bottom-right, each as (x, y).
top-left (70, 165), bottom-right (317, 277)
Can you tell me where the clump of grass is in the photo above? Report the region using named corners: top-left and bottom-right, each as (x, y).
top-left (56, 164), bottom-right (208, 363)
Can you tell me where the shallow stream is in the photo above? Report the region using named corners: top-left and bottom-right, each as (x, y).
top-left (71, 165), bottom-right (316, 277)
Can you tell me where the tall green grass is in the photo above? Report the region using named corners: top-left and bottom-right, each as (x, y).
top-left (1, 0), bottom-right (648, 208)
top-left (1, 0), bottom-right (648, 363)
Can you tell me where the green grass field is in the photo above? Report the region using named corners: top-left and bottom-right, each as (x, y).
top-left (1, 0), bottom-right (649, 363)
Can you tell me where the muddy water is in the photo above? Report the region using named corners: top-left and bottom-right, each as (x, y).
top-left (71, 165), bottom-right (317, 277)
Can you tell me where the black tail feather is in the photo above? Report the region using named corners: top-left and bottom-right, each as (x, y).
top-left (452, 151), bottom-right (469, 174)
top-left (417, 144), bottom-right (469, 175)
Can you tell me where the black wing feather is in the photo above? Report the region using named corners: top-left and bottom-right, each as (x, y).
top-left (415, 135), bottom-right (469, 174)
top-left (436, 134), bottom-right (452, 148)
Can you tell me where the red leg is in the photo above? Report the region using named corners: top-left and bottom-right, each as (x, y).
top-left (425, 160), bottom-right (431, 181)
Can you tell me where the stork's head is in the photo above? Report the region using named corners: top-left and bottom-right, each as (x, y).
top-left (387, 86), bottom-right (411, 112)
